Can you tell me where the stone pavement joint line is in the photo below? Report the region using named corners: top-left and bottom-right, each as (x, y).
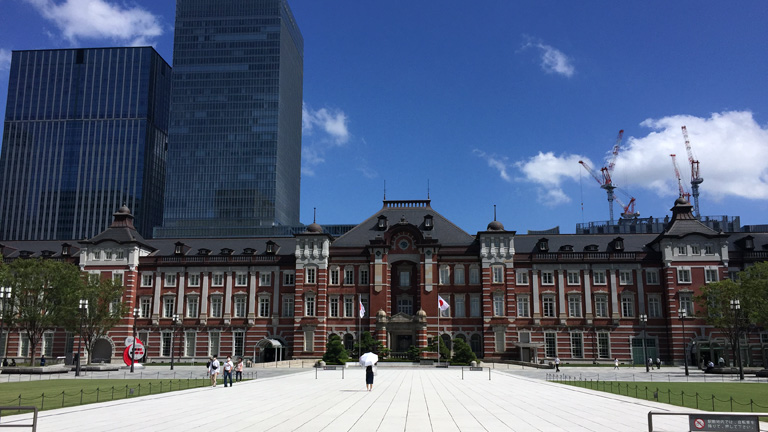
top-left (2, 368), bottom-right (763, 432)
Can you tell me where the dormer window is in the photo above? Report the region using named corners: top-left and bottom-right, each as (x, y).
top-left (197, 248), bottom-right (211, 256)
top-left (174, 242), bottom-right (185, 255)
top-left (41, 250), bottom-right (55, 258)
top-left (744, 236), bottom-right (755, 250)
top-left (266, 240), bottom-right (277, 255)
top-left (559, 245), bottom-right (573, 252)
top-left (19, 251), bottom-right (33, 259)
top-left (423, 214), bottom-right (434, 230)
top-left (584, 244), bottom-right (599, 252)
top-left (220, 248), bottom-right (234, 256)
top-left (243, 248), bottom-right (256, 255)
top-left (613, 237), bottom-right (625, 251)
top-left (61, 243), bottom-right (71, 256)
top-left (377, 215), bottom-right (388, 231)
top-left (537, 238), bottom-right (549, 252)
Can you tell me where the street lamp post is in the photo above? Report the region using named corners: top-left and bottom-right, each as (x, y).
top-left (131, 307), bottom-right (139, 373)
top-left (640, 314), bottom-right (649, 372)
top-left (171, 313), bottom-right (179, 370)
top-left (0, 287), bottom-right (12, 362)
top-left (730, 299), bottom-right (744, 381)
top-left (678, 308), bottom-right (689, 376)
top-left (76, 299), bottom-right (88, 377)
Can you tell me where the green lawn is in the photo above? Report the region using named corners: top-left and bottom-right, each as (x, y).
top-left (0, 378), bottom-right (211, 413)
top-left (558, 380), bottom-right (768, 413)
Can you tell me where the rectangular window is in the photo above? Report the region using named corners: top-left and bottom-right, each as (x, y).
top-left (398, 297), bottom-right (414, 315)
top-left (344, 296), bottom-right (354, 317)
top-left (677, 245), bottom-right (687, 255)
top-left (259, 273), bottom-right (271, 286)
top-left (545, 332), bottom-right (557, 357)
top-left (254, 296), bottom-right (267, 317)
top-left (516, 271), bottom-right (529, 285)
top-left (705, 268), bottom-right (719, 283)
top-left (568, 296), bottom-right (582, 317)
top-left (112, 273), bottom-right (124, 286)
top-left (162, 332), bottom-right (172, 357)
top-left (677, 268), bottom-right (691, 283)
top-left (163, 297), bottom-right (175, 318)
top-left (519, 332), bottom-right (531, 343)
top-left (567, 271), bottom-right (580, 285)
top-left (234, 297), bottom-right (247, 318)
top-left (304, 330), bottom-right (314, 352)
top-left (621, 296), bottom-right (635, 317)
top-left (283, 272), bottom-right (295, 286)
top-left (235, 273), bottom-right (248, 286)
top-left (141, 274), bottom-right (153, 287)
top-left (188, 274), bottom-right (200, 287)
top-left (43, 333), bottom-right (54, 357)
top-left (691, 244), bottom-right (700, 255)
top-left (680, 293), bottom-right (694, 316)
top-left (440, 266), bottom-right (450, 284)
top-left (454, 266), bottom-right (465, 285)
top-left (329, 297), bottom-right (339, 317)
top-left (234, 331), bottom-right (244, 357)
top-left (517, 295), bottom-right (530, 317)
top-left (184, 332), bottom-right (196, 357)
top-left (571, 333), bottom-right (583, 358)
top-left (140, 298), bottom-right (151, 318)
top-left (648, 295), bottom-right (661, 318)
top-left (209, 332), bottom-right (220, 356)
top-left (493, 293), bottom-right (504, 316)
top-left (705, 244), bottom-right (714, 255)
top-left (399, 271), bottom-right (410, 287)
top-left (645, 269), bottom-right (659, 285)
top-left (492, 266), bottom-right (504, 284)
top-left (212, 273), bottom-right (224, 287)
top-left (360, 268), bottom-right (369, 285)
top-left (543, 295), bottom-right (556, 317)
top-left (165, 274), bottom-right (177, 287)
top-left (595, 295), bottom-right (608, 318)
top-left (597, 332), bottom-right (610, 358)
top-left (619, 270), bottom-right (633, 285)
top-left (469, 267), bottom-right (480, 284)
top-left (186, 296), bottom-right (199, 318)
top-left (593, 271), bottom-right (606, 285)
top-left (455, 294), bottom-right (466, 318)
top-left (470, 294), bottom-right (481, 317)
top-left (282, 295), bottom-right (294, 317)
top-left (306, 296), bottom-right (316, 316)
top-left (92, 251), bottom-right (100, 261)
top-left (116, 249), bottom-right (125, 259)
top-left (344, 269), bottom-right (354, 285)
top-left (305, 268), bottom-right (316, 284)
top-left (541, 271), bottom-right (555, 285)
top-left (494, 330), bottom-right (504, 352)
top-left (330, 268), bottom-right (339, 285)
top-left (104, 250), bottom-right (113, 260)
top-left (210, 297), bottom-right (223, 318)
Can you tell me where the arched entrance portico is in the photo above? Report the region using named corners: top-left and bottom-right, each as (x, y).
top-left (255, 338), bottom-right (286, 363)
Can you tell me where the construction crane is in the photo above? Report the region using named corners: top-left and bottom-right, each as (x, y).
top-left (615, 187), bottom-right (640, 219)
top-left (670, 154), bottom-right (691, 202)
top-left (681, 126), bottom-right (703, 219)
top-left (579, 130), bottom-right (624, 225)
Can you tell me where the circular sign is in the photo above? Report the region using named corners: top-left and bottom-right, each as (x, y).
top-left (122, 338), bottom-right (145, 366)
top-left (124, 336), bottom-right (134, 347)
top-left (694, 418), bottom-right (705, 429)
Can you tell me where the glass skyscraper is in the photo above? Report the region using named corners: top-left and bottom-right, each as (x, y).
top-left (0, 47), bottom-right (171, 240)
top-left (158, 0), bottom-right (303, 238)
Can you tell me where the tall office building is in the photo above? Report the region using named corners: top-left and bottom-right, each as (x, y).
top-left (158, 0), bottom-right (304, 238)
top-left (0, 47), bottom-right (171, 240)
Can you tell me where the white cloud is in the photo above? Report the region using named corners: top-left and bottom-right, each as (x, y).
top-left (23, 0), bottom-right (163, 45)
top-left (473, 149), bottom-right (512, 182)
top-left (522, 39), bottom-right (575, 77)
top-left (0, 49), bottom-right (11, 72)
top-left (503, 111), bottom-right (768, 207)
top-left (302, 103), bottom-right (352, 177)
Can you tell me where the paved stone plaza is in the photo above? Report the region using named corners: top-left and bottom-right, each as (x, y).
top-left (8, 365), bottom-right (763, 431)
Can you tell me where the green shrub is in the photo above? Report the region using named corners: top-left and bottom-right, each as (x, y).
top-left (451, 338), bottom-right (477, 365)
top-left (322, 334), bottom-right (349, 365)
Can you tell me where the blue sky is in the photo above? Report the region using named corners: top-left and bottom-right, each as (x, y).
top-left (1, 1), bottom-right (767, 234)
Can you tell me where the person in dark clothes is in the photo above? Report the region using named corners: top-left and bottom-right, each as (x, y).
top-left (365, 365), bottom-right (375, 391)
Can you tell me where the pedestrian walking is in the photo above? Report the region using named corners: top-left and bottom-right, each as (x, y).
top-left (554, 357), bottom-right (560, 372)
top-left (614, 358), bottom-right (619, 370)
top-left (656, 357), bottom-right (661, 369)
top-left (365, 364), bottom-right (375, 391)
top-left (209, 356), bottom-right (220, 387)
top-left (235, 357), bottom-right (244, 382)
top-left (223, 356), bottom-right (234, 387)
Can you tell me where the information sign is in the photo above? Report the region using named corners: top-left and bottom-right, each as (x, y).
top-left (688, 414), bottom-right (759, 431)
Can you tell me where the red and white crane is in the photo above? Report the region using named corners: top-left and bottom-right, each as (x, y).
top-left (681, 126), bottom-right (703, 218)
top-left (579, 130), bottom-right (624, 224)
top-left (670, 154), bottom-right (691, 202)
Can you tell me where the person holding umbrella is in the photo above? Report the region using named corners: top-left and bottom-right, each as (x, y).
top-left (360, 352), bottom-right (378, 391)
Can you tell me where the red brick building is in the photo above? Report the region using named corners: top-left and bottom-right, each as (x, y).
top-left (1, 198), bottom-right (766, 367)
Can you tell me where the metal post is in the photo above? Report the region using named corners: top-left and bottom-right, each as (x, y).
top-left (640, 314), bottom-right (649, 372)
top-left (730, 300), bottom-right (744, 381)
top-left (76, 299), bottom-right (88, 377)
top-left (171, 314), bottom-right (178, 370)
top-left (131, 307), bottom-right (139, 373)
top-left (678, 308), bottom-right (689, 376)
top-left (1, 287), bottom-right (11, 362)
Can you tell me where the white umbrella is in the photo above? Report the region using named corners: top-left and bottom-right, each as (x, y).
top-left (359, 352), bottom-right (378, 366)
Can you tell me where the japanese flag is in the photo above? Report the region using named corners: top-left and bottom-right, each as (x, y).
top-left (359, 299), bottom-right (366, 318)
top-left (438, 295), bottom-right (450, 311)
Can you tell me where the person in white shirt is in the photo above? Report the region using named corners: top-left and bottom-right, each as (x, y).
top-left (209, 356), bottom-right (220, 387)
top-left (223, 356), bottom-right (234, 387)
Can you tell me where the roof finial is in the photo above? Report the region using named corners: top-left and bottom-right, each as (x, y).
top-left (493, 204), bottom-right (497, 221)
top-left (383, 180), bottom-right (386, 200)
top-left (313, 207), bottom-right (317, 224)
top-left (427, 179), bottom-right (430, 199)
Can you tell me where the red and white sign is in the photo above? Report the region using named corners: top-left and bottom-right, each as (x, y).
top-left (693, 418), bottom-right (705, 429)
top-left (122, 338), bottom-right (145, 366)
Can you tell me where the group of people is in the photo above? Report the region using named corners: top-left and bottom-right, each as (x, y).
top-left (206, 356), bottom-right (244, 387)
top-left (646, 357), bottom-right (662, 369)
top-left (1, 358), bottom-right (17, 367)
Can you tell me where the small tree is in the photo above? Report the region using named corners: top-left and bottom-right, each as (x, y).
top-left (3, 259), bottom-right (81, 365)
top-left (451, 338), bottom-right (477, 365)
top-left (72, 276), bottom-right (128, 364)
top-left (323, 334), bottom-right (349, 365)
top-left (354, 331), bottom-right (383, 355)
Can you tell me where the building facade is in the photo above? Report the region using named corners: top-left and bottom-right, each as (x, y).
top-left (0, 47), bottom-right (171, 240)
top-left (1, 198), bottom-right (767, 367)
top-left (158, 0), bottom-right (304, 238)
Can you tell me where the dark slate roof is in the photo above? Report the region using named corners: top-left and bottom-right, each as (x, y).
top-left (648, 198), bottom-right (727, 246)
top-left (81, 206), bottom-right (154, 250)
top-left (0, 241), bottom-right (82, 258)
top-left (727, 233), bottom-right (768, 252)
top-left (514, 233), bottom-right (657, 253)
top-left (332, 200), bottom-right (476, 247)
top-left (147, 237), bottom-right (297, 256)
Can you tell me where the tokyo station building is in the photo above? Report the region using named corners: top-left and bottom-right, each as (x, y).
top-left (2, 197), bottom-right (767, 367)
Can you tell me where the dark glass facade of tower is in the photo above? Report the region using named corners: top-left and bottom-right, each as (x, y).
top-left (0, 47), bottom-right (171, 240)
top-left (159, 0), bottom-right (303, 237)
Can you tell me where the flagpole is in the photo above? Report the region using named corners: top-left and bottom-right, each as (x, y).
top-left (358, 294), bottom-right (361, 359)
top-left (437, 294), bottom-right (440, 367)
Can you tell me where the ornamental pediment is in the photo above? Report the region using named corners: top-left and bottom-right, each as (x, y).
top-left (389, 312), bottom-right (415, 323)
